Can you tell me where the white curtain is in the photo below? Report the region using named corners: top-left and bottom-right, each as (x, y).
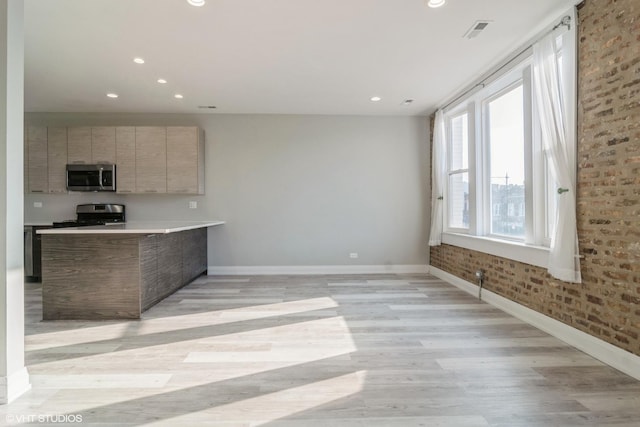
top-left (532, 29), bottom-right (582, 283)
top-left (428, 110), bottom-right (446, 246)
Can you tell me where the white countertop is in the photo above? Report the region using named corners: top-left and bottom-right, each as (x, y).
top-left (37, 220), bottom-right (225, 235)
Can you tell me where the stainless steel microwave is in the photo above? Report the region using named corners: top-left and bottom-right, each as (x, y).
top-left (66, 164), bottom-right (116, 192)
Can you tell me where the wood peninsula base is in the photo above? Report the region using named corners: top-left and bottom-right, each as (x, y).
top-left (40, 222), bottom-right (221, 320)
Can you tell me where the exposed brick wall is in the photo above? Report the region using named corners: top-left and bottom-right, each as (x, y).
top-left (430, 0), bottom-right (640, 357)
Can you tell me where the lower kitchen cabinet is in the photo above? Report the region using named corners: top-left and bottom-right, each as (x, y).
top-left (143, 227), bottom-right (208, 311)
top-left (182, 228), bottom-right (208, 284)
top-left (42, 228), bottom-right (208, 320)
top-left (142, 233), bottom-right (183, 310)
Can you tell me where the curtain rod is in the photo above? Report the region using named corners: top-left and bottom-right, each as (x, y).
top-left (440, 14), bottom-right (572, 112)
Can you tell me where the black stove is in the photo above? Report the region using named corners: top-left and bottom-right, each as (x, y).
top-left (52, 204), bottom-right (126, 228)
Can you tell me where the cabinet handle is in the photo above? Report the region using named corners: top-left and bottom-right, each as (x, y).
top-left (31, 190), bottom-right (44, 193)
top-left (71, 161), bottom-right (86, 164)
top-left (142, 190), bottom-right (158, 193)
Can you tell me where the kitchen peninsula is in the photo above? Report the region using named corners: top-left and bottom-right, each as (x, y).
top-left (38, 221), bottom-right (224, 320)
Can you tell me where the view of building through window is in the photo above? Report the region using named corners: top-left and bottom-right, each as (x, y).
top-left (488, 84), bottom-right (525, 238)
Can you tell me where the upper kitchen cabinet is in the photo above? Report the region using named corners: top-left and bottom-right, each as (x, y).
top-left (47, 127), bottom-right (68, 193)
top-left (135, 126), bottom-right (167, 193)
top-left (67, 127), bottom-right (92, 164)
top-left (91, 127), bottom-right (116, 164)
top-left (115, 127), bottom-right (136, 193)
top-left (24, 125), bottom-right (205, 195)
top-left (26, 126), bottom-right (48, 193)
top-left (166, 127), bottom-right (205, 194)
top-left (68, 126), bottom-right (117, 164)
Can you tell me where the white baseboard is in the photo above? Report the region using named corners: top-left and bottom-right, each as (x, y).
top-left (429, 266), bottom-right (640, 381)
top-left (207, 264), bottom-right (429, 276)
top-left (0, 367), bottom-right (31, 405)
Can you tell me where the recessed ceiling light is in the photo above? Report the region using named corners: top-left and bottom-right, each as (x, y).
top-left (174, 94), bottom-right (184, 99)
top-left (370, 96), bottom-right (382, 102)
top-left (157, 78), bottom-right (167, 84)
top-left (133, 57), bottom-right (145, 64)
top-left (106, 93), bottom-right (118, 98)
top-left (187, 0), bottom-right (206, 6)
top-left (427, 0), bottom-right (446, 8)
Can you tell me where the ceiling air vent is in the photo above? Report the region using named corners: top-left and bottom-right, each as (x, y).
top-left (464, 20), bottom-right (491, 39)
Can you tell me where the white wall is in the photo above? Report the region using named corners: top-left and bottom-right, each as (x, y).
top-left (25, 113), bottom-right (430, 270)
top-left (2, 0), bottom-right (29, 404)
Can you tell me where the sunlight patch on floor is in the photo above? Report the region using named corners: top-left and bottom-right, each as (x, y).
top-left (180, 316), bottom-right (358, 383)
top-left (135, 297), bottom-right (339, 335)
top-left (25, 297), bottom-right (338, 352)
top-left (25, 323), bottom-right (132, 351)
top-left (160, 370), bottom-right (367, 425)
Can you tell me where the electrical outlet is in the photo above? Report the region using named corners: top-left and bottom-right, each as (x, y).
top-left (189, 201), bottom-right (197, 209)
top-left (349, 252), bottom-right (359, 259)
top-left (33, 201), bottom-right (43, 208)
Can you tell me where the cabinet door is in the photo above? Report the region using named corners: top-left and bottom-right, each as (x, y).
top-left (135, 127), bottom-right (167, 193)
top-left (67, 127), bottom-right (92, 164)
top-left (116, 127), bottom-right (136, 193)
top-left (47, 127), bottom-right (68, 193)
top-left (182, 228), bottom-right (207, 284)
top-left (153, 233), bottom-right (182, 307)
top-left (166, 126), bottom-right (202, 194)
top-left (27, 126), bottom-right (48, 193)
top-left (91, 127), bottom-right (116, 164)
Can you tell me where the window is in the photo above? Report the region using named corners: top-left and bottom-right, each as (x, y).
top-left (447, 112), bottom-right (470, 230)
top-left (442, 28), bottom-right (574, 254)
top-left (486, 83), bottom-right (526, 239)
top-left (432, 12), bottom-right (578, 272)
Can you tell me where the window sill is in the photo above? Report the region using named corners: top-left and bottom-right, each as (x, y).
top-left (441, 232), bottom-right (549, 269)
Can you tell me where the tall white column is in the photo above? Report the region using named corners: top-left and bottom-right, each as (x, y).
top-left (0, 0), bottom-right (29, 405)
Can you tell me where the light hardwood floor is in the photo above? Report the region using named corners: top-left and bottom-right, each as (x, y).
top-left (3, 274), bottom-right (640, 426)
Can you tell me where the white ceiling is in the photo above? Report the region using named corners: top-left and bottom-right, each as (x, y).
top-left (24, 0), bottom-right (577, 116)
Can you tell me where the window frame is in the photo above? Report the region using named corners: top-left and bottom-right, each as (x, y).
top-left (478, 69), bottom-right (530, 242)
top-left (444, 105), bottom-right (473, 234)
